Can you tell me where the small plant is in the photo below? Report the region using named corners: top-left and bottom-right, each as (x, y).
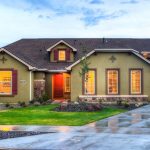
top-left (117, 100), bottom-right (122, 106)
top-left (41, 93), bottom-right (49, 102)
top-left (9, 106), bottom-right (14, 109)
top-left (29, 99), bottom-right (35, 105)
top-left (5, 103), bottom-right (10, 108)
top-left (18, 101), bottom-right (26, 107)
top-left (30, 93), bottom-right (49, 105)
top-left (37, 93), bottom-right (49, 104)
top-left (122, 100), bottom-right (130, 108)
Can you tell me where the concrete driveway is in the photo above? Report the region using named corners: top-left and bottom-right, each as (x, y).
top-left (1, 105), bottom-right (150, 150)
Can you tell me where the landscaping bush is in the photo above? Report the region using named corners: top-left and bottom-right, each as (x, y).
top-left (116, 99), bottom-right (122, 106)
top-left (41, 94), bottom-right (49, 102)
top-left (5, 103), bottom-right (10, 108)
top-left (18, 101), bottom-right (26, 107)
top-left (30, 93), bottom-right (51, 105)
top-left (54, 102), bottom-right (103, 112)
top-left (29, 99), bottom-right (35, 105)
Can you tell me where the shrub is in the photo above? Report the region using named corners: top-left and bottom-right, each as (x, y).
top-left (5, 103), bottom-right (10, 108)
top-left (122, 100), bottom-right (130, 108)
top-left (36, 97), bottom-right (43, 104)
top-left (18, 101), bottom-right (26, 107)
top-left (54, 102), bottom-right (103, 112)
top-left (117, 99), bottom-right (122, 106)
top-left (30, 93), bottom-right (51, 105)
top-left (9, 106), bottom-right (14, 109)
top-left (33, 93), bottom-right (49, 104)
top-left (29, 99), bottom-right (35, 105)
top-left (41, 93), bottom-right (49, 102)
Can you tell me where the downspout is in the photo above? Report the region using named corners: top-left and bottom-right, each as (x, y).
top-left (29, 71), bottom-right (32, 101)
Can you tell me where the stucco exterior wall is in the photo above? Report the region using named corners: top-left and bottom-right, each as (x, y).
top-left (0, 53), bottom-right (34, 103)
top-left (50, 44), bottom-right (74, 62)
top-left (34, 72), bottom-right (45, 80)
top-left (45, 73), bottom-right (52, 99)
top-left (71, 52), bottom-right (150, 101)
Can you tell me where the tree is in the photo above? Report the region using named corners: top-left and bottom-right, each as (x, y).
top-left (79, 43), bottom-right (91, 82)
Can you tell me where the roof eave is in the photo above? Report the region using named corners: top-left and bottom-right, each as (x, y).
top-left (0, 48), bottom-right (35, 70)
top-left (33, 68), bottom-right (68, 73)
top-left (94, 48), bottom-right (139, 53)
top-left (66, 50), bottom-right (95, 70)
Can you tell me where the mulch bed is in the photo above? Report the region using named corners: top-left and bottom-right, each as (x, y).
top-left (54, 102), bottom-right (103, 112)
top-left (0, 131), bottom-right (49, 140)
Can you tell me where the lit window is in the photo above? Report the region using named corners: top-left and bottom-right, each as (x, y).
top-left (0, 71), bottom-right (12, 95)
top-left (65, 76), bottom-right (71, 92)
top-left (58, 50), bottom-right (66, 61)
top-left (84, 70), bottom-right (95, 94)
top-left (130, 70), bottom-right (142, 94)
top-left (107, 69), bottom-right (119, 94)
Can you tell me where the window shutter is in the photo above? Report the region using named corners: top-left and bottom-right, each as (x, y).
top-left (12, 70), bottom-right (18, 95)
top-left (54, 49), bottom-right (58, 61)
top-left (66, 49), bottom-right (70, 61)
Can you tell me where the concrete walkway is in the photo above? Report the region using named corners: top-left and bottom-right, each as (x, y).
top-left (1, 105), bottom-right (150, 149)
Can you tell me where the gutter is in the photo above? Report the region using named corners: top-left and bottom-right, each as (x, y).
top-left (94, 48), bottom-right (139, 53)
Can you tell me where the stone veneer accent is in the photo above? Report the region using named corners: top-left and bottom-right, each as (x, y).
top-left (78, 95), bottom-right (149, 105)
top-left (34, 80), bottom-right (45, 98)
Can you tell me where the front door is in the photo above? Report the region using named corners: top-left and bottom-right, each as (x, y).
top-left (53, 74), bottom-right (64, 99)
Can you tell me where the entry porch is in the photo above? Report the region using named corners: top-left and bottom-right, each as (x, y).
top-left (52, 73), bottom-right (71, 101)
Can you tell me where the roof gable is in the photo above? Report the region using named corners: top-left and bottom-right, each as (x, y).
top-left (0, 48), bottom-right (35, 70)
top-left (66, 49), bottom-right (150, 70)
top-left (47, 40), bottom-right (77, 52)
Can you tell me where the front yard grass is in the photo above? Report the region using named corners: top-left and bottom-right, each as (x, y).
top-left (0, 104), bottom-right (126, 126)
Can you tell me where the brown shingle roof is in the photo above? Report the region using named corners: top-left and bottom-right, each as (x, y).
top-left (3, 38), bottom-right (150, 70)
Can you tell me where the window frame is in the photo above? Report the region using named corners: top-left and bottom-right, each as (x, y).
top-left (106, 68), bottom-right (120, 95)
top-left (65, 76), bottom-right (71, 93)
top-left (58, 49), bottom-right (66, 61)
top-left (129, 68), bottom-right (143, 95)
top-left (82, 69), bottom-right (97, 95)
top-left (0, 70), bottom-right (13, 96)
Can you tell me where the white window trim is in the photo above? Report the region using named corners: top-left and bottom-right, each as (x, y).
top-left (65, 76), bottom-right (71, 92)
top-left (58, 50), bottom-right (66, 61)
top-left (107, 70), bottom-right (119, 95)
top-left (131, 70), bottom-right (142, 94)
top-left (84, 70), bottom-right (96, 95)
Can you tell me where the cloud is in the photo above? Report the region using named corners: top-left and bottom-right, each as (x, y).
top-left (121, 0), bottom-right (139, 4)
top-left (82, 9), bottom-right (127, 26)
top-left (89, 0), bottom-right (104, 4)
top-left (0, 0), bottom-right (150, 47)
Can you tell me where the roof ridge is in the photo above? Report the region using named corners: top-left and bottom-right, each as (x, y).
top-left (18, 38), bottom-right (150, 40)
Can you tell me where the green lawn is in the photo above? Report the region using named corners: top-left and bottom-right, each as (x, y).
top-left (0, 104), bottom-right (126, 126)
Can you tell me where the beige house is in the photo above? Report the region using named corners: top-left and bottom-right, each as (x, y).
top-left (0, 38), bottom-right (150, 103)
